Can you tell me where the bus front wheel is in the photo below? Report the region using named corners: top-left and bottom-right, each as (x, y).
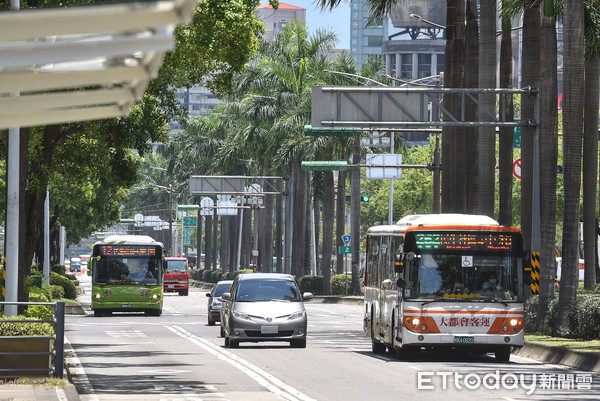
top-left (495, 346), bottom-right (511, 362)
top-left (93, 310), bottom-right (103, 317)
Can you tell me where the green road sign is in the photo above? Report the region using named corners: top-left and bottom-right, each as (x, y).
top-left (304, 125), bottom-right (361, 137)
top-left (183, 216), bottom-right (197, 227)
top-left (339, 245), bottom-right (351, 254)
top-left (184, 228), bottom-right (190, 246)
top-left (301, 161), bottom-right (349, 171)
top-left (513, 120), bottom-right (521, 148)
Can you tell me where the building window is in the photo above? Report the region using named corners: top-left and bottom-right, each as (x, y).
top-left (437, 54), bottom-right (445, 74)
top-left (401, 54), bottom-right (412, 79)
top-left (367, 35), bottom-right (382, 47)
top-left (418, 54), bottom-right (432, 78)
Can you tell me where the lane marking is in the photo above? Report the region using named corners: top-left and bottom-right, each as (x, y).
top-left (167, 325), bottom-right (317, 401)
top-left (63, 336), bottom-right (99, 401)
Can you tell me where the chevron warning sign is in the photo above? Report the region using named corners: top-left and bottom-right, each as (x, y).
top-left (530, 252), bottom-right (540, 294)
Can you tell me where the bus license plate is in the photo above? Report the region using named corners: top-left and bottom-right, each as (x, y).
top-left (121, 304), bottom-right (132, 308)
top-left (454, 336), bottom-right (474, 344)
top-left (261, 326), bottom-right (278, 334)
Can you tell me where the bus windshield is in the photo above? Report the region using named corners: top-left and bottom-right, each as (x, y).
top-left (405, 253), bottom-right (522, 302)
top-left (94, 256), bottom-right (162, 285)
top-left (403, 230), bottom-right (523, 302)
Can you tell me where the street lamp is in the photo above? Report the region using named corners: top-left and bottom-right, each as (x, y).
top-left (409, 13), bottom-right (446, 30)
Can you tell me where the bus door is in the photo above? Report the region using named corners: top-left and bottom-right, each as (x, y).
top-left (378, 236), bottom-right (394, 343)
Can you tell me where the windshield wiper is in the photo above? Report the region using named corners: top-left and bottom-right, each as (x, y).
top-left (420, 297), bottom-right (449, 306)
top-left (480, 297), bottom-right (510, 306)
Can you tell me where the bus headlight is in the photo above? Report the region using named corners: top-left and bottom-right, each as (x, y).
top-left (152, 294), bottom-right (159, 301)
top-left (94, 293), bottom-right (102, 300)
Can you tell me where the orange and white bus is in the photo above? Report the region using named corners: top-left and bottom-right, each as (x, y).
top-left (364, 214), bottom-right (525, 362)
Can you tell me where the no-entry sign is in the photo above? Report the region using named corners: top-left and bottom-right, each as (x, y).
top-left (513, 158), bottom-right (521, 180)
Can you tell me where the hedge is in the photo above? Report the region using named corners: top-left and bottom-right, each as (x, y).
top-left (298, 275), bottom-right (323, 295)
top-left (525, 294), bottom-right (600, 339)
top-left (331, 274), bottom-right (353, 295)
top-left (50, 272), bottom-right (77, 299)
top-left (0, 316), bottom-right (54, 336)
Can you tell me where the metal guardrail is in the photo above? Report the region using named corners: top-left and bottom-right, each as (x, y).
top-left (0, 301), bottom-right (65, 378)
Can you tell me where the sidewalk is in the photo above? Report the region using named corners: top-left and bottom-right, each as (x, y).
top-left (0, 377), bottom-right (81, 401)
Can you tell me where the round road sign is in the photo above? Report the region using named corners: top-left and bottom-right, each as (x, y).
top-left (513, 157), bottom-right (521, 180)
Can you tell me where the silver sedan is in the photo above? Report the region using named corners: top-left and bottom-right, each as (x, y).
top-left (220, 273), bottom-right (313, 348)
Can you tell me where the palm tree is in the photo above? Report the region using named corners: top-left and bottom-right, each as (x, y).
top-left (477, 0), bottom-right (496, 217)
top-left (556, 0), bottom-right (585, 334)
top-left (498, 0), bottom-right (514, 226)
top-left (582, 3), bottom-right (600, 290)
top-left (537, 0), bottom-right (559, 332)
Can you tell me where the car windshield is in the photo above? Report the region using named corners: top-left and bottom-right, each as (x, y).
top-left (235, 279), bottom-right (302, 302)
top-left (214, 283), bottom-right (231, 297)
top-left (166, 260), bottom-right (187, 273)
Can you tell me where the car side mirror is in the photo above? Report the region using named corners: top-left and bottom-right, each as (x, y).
top-left (206, 292), bottom-right (212, 297)
top-left (220, 292), bottom-right (231, 301)
top-left (302, 292), bottom-right (313, 301)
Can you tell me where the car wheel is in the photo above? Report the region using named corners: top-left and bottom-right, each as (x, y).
top-left (290, 339), bottom-right (306, 348)
top-left (179, 290), bottom-right (189, 296)
top-left (224, 336), bottom-right (230, 347)
top-left (208, 316), bottom-right (215, 326)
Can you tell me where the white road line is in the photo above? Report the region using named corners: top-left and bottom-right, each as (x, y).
top-left (63, 336), bottom-right (99, 401)
top-left (407, 365), bottom-right (422, 371)
top-left (167, 325), bottom-right (317, 401)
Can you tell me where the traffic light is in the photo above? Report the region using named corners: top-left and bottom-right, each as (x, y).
top-left (361, 195), bottom-right (370, 202)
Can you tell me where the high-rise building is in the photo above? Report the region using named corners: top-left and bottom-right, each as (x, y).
top-left (350, 0), bottom-right (388, 70)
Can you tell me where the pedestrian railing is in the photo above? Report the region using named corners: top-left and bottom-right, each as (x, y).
top-left (0, 301), bottom-right (65, 378)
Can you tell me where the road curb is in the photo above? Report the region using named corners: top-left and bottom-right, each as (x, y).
top-left (514, 341), bottom-right (600, 372)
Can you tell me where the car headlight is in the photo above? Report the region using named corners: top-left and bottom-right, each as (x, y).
top-left (232, 310), bottom-right (250, 320)
top-left (288, 310), bottom-right (305, 320)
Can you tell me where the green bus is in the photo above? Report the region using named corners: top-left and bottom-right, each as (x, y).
top-left (89, 235), bottom-right (164, 317)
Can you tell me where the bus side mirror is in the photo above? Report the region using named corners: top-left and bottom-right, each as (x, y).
top-left (396, 277), bottom-right (406, 288)
top-left (87, 259), bottom-right (93, 276)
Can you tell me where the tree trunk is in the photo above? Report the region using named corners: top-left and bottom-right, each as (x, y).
top-left (291, 165), bottom-right (307, 277)
top-left (313, 197), bottom-right (320, 275)
top-left (464, 0), bottom-right (479, 213)
top-left (556, 0), bottom-right (585, 334)
top-left (205, 214), bottom-right (213, 270)
top-left (476, 0), bottom-right (496, 217)
top-left (322, 171), bottom-right (334, 294)
top-left (275, 179), bottom-right (284, 273)
top-left (498, 2), bottom-right (514, 226)
top-left (350, 137), bottom-right (361, 295)
top-left (242, 202), bottom-right (252, 269)
top-left (583, 56), bottom-right (599, 290)
top-left (520, 1), bottom-right (541, 252)
top-left (336, 169), bottom-right (347, 274)
top-left (536, 9), bottom-right (559, 332)
top-left (262, 176), bottom-right (275, 274)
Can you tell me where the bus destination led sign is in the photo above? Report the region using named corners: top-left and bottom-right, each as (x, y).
top-left (414, 232), bottom-right (513, 251)
top-left (99, 245), bottom-right (158, 256)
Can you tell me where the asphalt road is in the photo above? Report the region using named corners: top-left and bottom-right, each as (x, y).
top-left (65, 275), bottom-right (600, 401)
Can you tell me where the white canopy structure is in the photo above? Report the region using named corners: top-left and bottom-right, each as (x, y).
top-left (0, 0), bottom-right (197, 129)
top-left (1, 0), bottom-right (196, 317)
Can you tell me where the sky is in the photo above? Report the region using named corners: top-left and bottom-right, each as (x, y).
top-left (261, 1), bottom-right (351, 49)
